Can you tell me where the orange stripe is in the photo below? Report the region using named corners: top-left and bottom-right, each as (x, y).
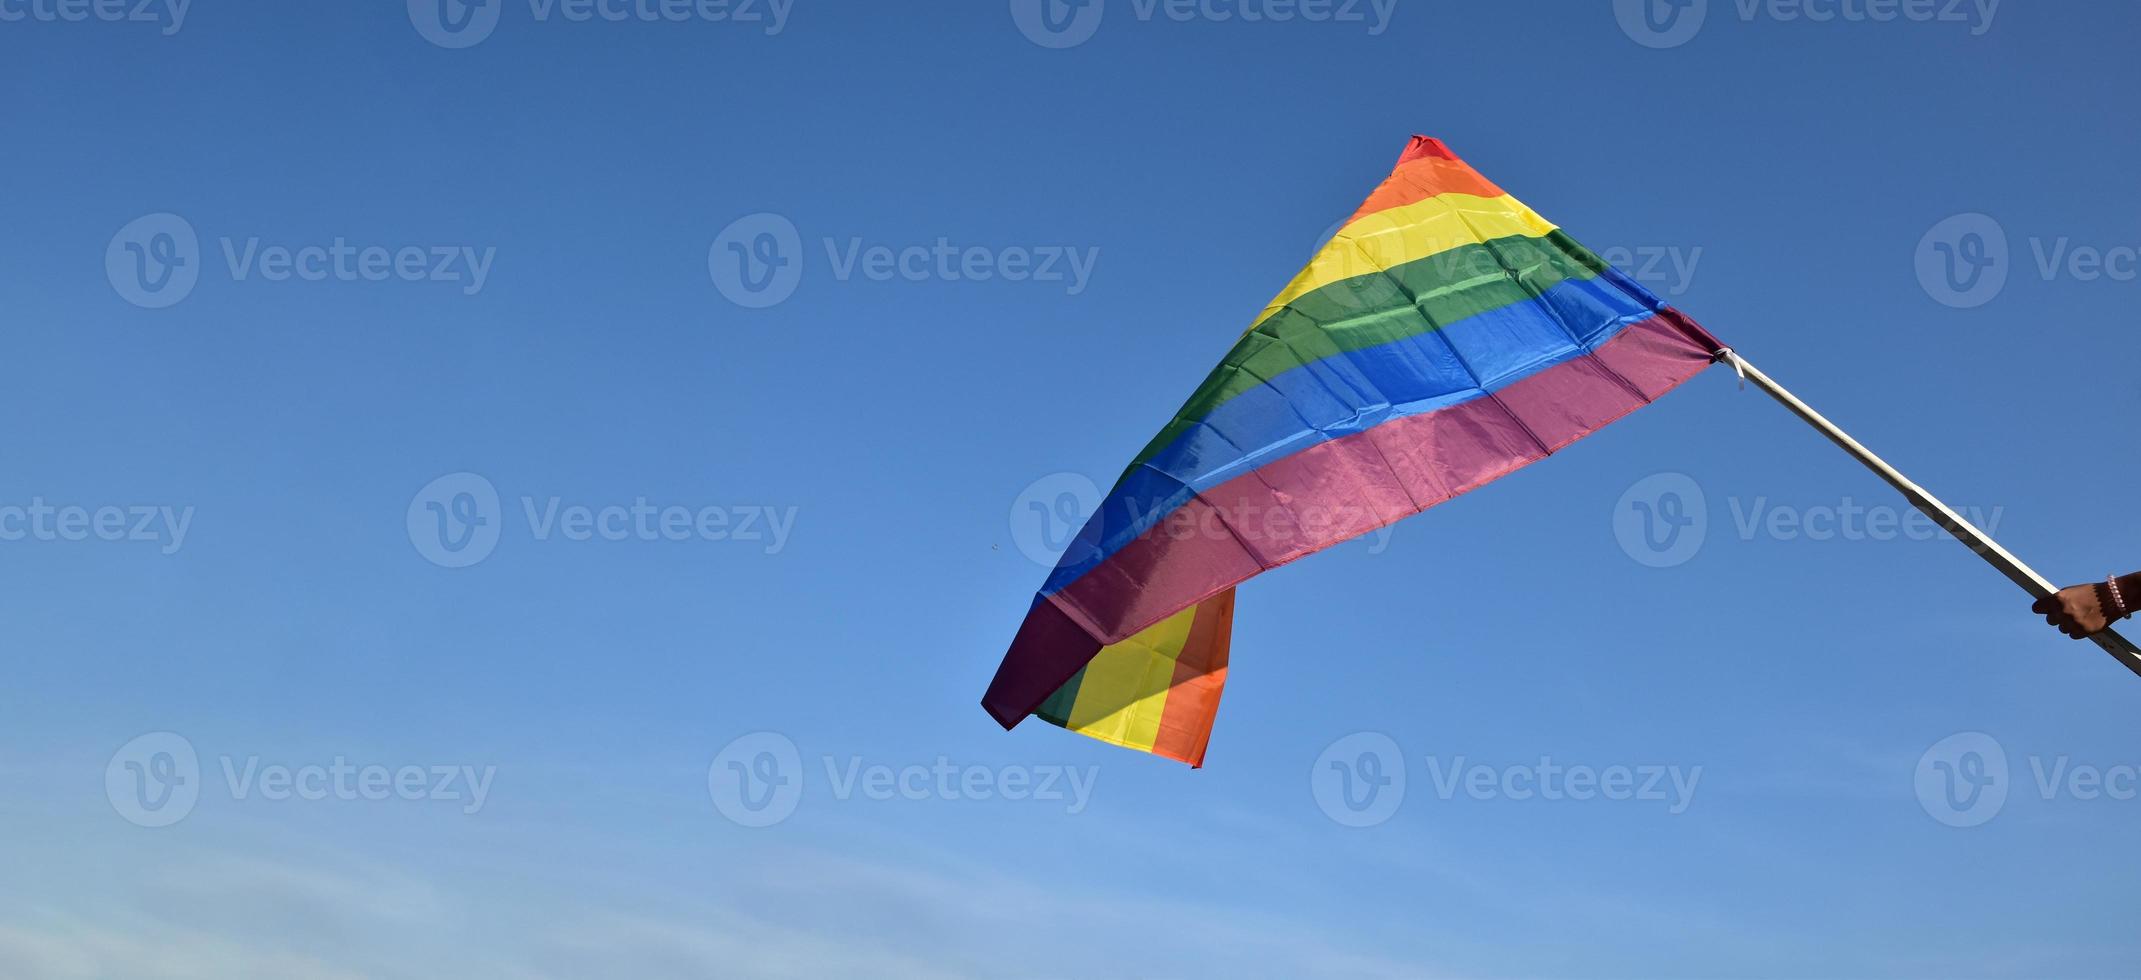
top-left (1342, 147), bottom-right (1506, 227)
top-left (1150, 588), bottom-right (1234, 767)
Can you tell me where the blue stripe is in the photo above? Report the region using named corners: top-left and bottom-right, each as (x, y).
top-left (1041, 268), bottom-right (1668, 596)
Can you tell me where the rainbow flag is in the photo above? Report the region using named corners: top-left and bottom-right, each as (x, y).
top-left (986, 136), bottom-right (1723, 765)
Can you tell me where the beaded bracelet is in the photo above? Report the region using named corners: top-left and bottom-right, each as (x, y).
top-left (2106, 575), bottom-right (2130, 622)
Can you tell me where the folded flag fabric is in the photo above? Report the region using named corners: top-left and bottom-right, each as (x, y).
top-left (1032, 587), bottom-right (1234, 767)
top-left (986, 136), bottom-right (1724, 765)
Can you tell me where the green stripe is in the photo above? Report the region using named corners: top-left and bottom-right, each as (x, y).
top-left (1124, 230), bottom-right (1612, 473)
top-left (1033, 666), bottom-right (1086, 727)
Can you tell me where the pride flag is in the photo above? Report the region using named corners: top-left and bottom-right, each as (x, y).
top-left (985, 136), bottom-right (1723, 765)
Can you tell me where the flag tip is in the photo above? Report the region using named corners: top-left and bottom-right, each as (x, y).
top-left (981, 699), bottom-right (1024, 732)
top-left (1398, 135), bottom-right (1456, 165)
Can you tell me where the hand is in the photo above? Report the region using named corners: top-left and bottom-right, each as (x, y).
top-left (2034, 584), bottom-right (2112, 639)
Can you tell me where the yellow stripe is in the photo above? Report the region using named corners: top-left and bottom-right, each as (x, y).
top-left (1062, 604), bottom-right (1199, 752)
top-left (1256, 192), bottom-right (1558, 328)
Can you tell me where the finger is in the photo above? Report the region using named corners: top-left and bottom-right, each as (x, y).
top-left (2034, 596), bottom-right (2057, 615)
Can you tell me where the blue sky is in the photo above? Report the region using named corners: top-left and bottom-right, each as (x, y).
top-left (6, 1), bottom-right (2141, 976)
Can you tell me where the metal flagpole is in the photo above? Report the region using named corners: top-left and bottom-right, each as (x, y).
top-left (1715, 349), bottom-right (2141, 679)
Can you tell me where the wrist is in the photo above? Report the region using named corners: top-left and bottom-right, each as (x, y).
top-left (2118, 573), bottom-right (2141, 614)
top-left (2107, 573), bottom-right (2141, 621)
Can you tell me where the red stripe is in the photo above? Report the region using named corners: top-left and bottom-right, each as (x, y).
top-left (1342, 137), bottom-right (1506, 226)
top-left (982, 312), bottom-right (1718, 726)
top-left (1395, 135), bottom-right (1457, 165)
